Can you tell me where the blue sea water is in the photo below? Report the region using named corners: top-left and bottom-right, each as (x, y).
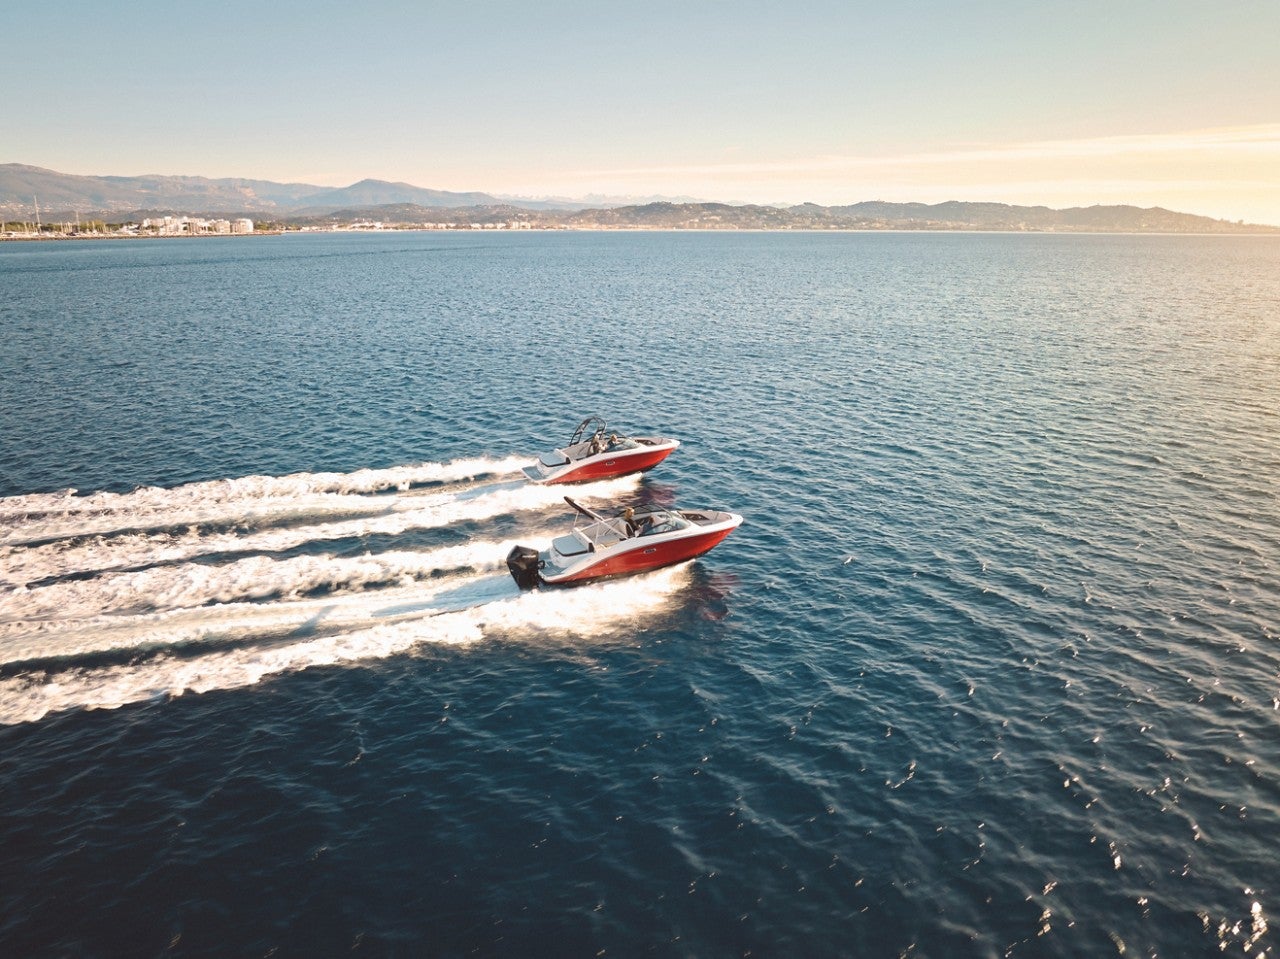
top-left (1, 230), bottom-right (1278, 957)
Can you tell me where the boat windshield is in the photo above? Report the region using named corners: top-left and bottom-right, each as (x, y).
top-left (635, 510), bottom-right (690, 535)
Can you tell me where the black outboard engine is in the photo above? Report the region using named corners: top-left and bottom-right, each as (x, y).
top-left (506, 545), bottom-right (543, 590)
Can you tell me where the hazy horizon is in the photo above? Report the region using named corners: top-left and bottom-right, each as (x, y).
top-left (3, 1), bottom-right (1277, 223)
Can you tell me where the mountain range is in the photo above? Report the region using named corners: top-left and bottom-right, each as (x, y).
top-left (3, 163), bottom-right (1276, 233)
top-left (0, 164), bottom-right (524, 216)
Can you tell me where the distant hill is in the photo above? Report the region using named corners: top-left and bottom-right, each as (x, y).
top-left (0, 164), bottom-right (515, 217)
top-left (290, 178), bottom-right (503, 212)
top-left (567, 201), bottom-right (797, 229)
top-left (265, 199), bottom-right (1277, 234)
top-left (0, 163), bottom-right (329, 215)
top-left (567, 201), bottom-right (1276, 233)
top-left (802, 200), bottom-right (1263, 232)
top-left (574, 200), bottom-right (1274, 232)
top-left (0, 164), bottom-right (689, 218)
top-left (3, 164), bottom-right (1275, 233)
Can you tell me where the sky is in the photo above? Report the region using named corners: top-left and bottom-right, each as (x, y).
top-left (4, 0), bottom-right (1279, 223)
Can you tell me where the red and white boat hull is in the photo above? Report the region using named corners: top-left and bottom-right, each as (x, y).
top-left (523, 437), bottom-right (679, 485)
top-left (507, 505), bottom-right (742, 589)
top-left (546, 517), bottom-right (739, 584)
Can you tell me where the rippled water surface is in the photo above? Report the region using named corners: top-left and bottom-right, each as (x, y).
top-left (1, 231), bottom-right (1278, 957)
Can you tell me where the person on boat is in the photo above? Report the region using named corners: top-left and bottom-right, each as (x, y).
top-left (606, 432), bottom-right (641, 453)
top-left (589, 433), bottom-right (604, 456)
top-left (622, 507), bottom-right (654, 537)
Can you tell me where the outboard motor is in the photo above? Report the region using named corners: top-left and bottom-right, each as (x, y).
top-left (506, 545), bottom-right (543, 591)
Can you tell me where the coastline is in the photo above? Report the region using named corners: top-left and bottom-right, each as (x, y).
top-left (0, 230), bottom-right (284, 242)
top-left (4, 226), bottom-right (1279, 242)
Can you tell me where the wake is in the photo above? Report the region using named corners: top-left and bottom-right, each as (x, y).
top-left (1, 473), bottom-right (640, 587)
top-left (0, 455), bottom-right (530, 524)
top-left (0, 536), bottom-right (532, 634)
top-left (1, 570), bottom-right (510, 667)
top-left (0, 566), bottom-right (690, 726)
top-left (0, 455), bottom-right (531, 550)
top-left (0, 457), bottom-right (684, 725)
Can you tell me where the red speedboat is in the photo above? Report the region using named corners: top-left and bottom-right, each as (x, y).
top-left (522, 416), bottom-right (680, 485)
top-left (507, 497), bottom-right (742, 589)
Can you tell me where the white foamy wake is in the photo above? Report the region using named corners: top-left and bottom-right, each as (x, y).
top-left (0, 565), bottom-right (691, 725)
top-left (0, 455), bottom-right (533, 547)
top-left (0, 535), bottom-right (540, 627)
top-left (0, 475), bottom-right (638, 587)
top-left (0, 455), bottom-right (530, 522)
top-left (0, 570), bottom-right (511, 666)
top-left (1, 490), bottom-right (413, 548)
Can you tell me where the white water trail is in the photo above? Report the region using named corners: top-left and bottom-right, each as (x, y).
top-left (0, 475), bottom-right (638, 587)
top-left (0, 455), bottom-right (530, 521)
top-left (0, 565), bottom-right (691, 725)
top-left (0, 570), bottom-right (513, 667)
top-left (0, 455), bottom-right (532, 547)
top-left (0, 534), bottom-right (539, 627)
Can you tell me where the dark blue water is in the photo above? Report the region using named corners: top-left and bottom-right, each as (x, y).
top-left (2, 231), bottom-right (1278, 957)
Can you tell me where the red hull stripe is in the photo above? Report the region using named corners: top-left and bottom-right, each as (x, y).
top-left (549, 526), bottom-right (736, 583)
top-left (549, 447), bottom-right (675, 484)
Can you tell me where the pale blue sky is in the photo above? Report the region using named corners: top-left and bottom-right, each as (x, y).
top-left (4, 0), bottom-right (1279, 220)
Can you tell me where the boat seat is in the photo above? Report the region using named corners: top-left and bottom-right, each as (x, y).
top-left (540, 450), bottom-right (570, 468)
top-left (552, 534), bottom-right (591, 556)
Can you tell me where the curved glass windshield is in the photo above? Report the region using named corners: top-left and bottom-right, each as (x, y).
top-left (638, 511), bottom-right (690, 535)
